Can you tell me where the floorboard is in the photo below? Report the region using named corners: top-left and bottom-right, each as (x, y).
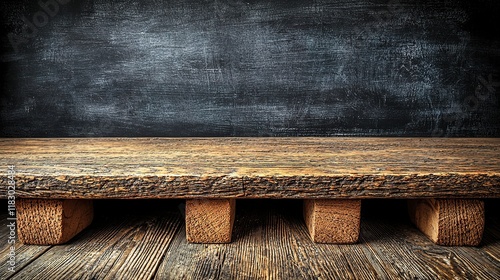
top-left (0, 214), bottom-right (52, 279)
top-left (6, 207), bottom-right (181, 279)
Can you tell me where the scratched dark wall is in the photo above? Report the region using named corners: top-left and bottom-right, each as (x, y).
top-left (1, 0), bottom-right (499, 137)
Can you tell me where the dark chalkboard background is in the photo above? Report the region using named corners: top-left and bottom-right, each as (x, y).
top-left (1, 0), bottom-right (499, 137)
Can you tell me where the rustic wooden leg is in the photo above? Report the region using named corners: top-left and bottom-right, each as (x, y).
top-left (185, 199), bottom-right (236, 243)
top-left (18, 199), bottom-right (94, 245)
top-left (303, 199), bottom-right (361, 244)
top-left (408, 199), bottom-right (485, 246)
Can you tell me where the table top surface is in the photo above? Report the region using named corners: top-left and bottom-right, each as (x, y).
top-left (1, 137), bottom-right (499, 176)
top-left (1, 138), bottom-right (499, 198)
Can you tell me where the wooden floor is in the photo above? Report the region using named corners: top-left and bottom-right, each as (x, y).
top-left (1, 199), bottom-right (499, 279)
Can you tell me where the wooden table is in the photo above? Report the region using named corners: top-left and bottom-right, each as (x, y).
top-left (1, 138), bottom-right (499, 245)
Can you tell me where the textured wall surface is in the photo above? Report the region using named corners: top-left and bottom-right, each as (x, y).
top-left (1, 0), bottom-right (499, 137)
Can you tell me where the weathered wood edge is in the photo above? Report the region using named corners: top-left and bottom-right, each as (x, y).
top-left (1, 174), bottom-right (498, 199)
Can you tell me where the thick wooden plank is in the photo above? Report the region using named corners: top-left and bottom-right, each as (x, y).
top-left (303, 199), bottom-right (361, 243)
top-left (1, 138), bottom-right (499, 199)
top-left (17, 199), bottom-right (93, 245)
top-left (185, 199), bottom-right (236, 243)
top-left (408, 199), bottom-right (485, 246)
top-left (1, 0), bottom-right (499, 138)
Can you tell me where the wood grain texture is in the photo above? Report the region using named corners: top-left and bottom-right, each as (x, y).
top-left (303, 199), bottom-right (361, 243)
top-left (360, 201), bottom-right (500, 280)
top-left (158, 200), bottom-right (382, 279)
top-left (1, 138), bottom-right (499, 199)
top-left (9, 213), bottom-right (182, 279)
top-left (408, 199), bottom-right (485, 246)
top-left (1, 0), bottom-right (499, 138)
top-left (186, 199), bottom-right (235, 243)
top-left (17, 199), bottom-right (93, 245)
top-left (0, 214), bottom-right (51, 279)
top-left (2, 200), bottom-right (499, 279)
top-left (157, 200), bottom-right (500, 279)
